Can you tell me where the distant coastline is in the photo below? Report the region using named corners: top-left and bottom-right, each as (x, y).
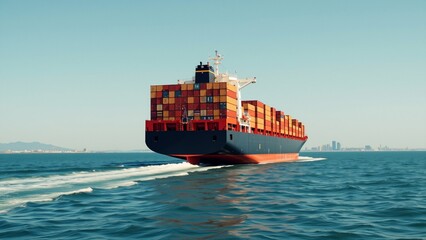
top-left (302, 149), bottom-right (426, 153)
top-left (0, 141), bottom-right (153, 154)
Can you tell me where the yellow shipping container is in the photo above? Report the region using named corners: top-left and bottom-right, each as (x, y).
top-left (220, 96), bottom-right (227, 102)
top-left (220, 89), bottom-right (227, 96)
top-left (188, 97), bottom-right (194, 104)
top-left (156, 104), bottom-right (163, 111)
top-left (200, 96), bottom-right (206, 103)
top-left (169, 98), bottom-right (175, 104)
top-left (227, 83), bottom-right (237, 93)
top-left (214, 110), bottom-right (219, 116)
top-left (242, 103), bottom-right (255, 111)
top-left (182, 84), bottom-right (188, 91)
top-left (187, 84), bottom-right (194, 90)
top-left (150, 92), bottom-right (156, 98)
top-left (163, 98), bottom-right (169, 104)
top-left (207, 83), bottom-right (213, 89)
top-left (163, 111), bottom-right (169, 117)
top-left (227, 104), bottom-right (237, 112)
top-left (169, 91), bottom-right (175, 98)
top-left (150, 86), bottom-right (156, 92)
top-left (156, 85), bottom-right (163, 91)
top-left (188, 110), bottom-right (194, 116)
top-left (227, 96), bottom-right (237, 105)
top-left (200, 90), bottom-right (206, 96)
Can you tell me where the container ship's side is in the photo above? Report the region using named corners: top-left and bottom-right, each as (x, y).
top-left (146, 52), bottom-right (308, 165)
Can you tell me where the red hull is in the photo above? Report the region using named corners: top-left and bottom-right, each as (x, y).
top-left (172, 153), bottom-right (299, 165)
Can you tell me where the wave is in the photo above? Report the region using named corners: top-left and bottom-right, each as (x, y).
top-left (0, 163), bottom-right (223, 213)
top-left (297, 156), bottom-right (327, 162)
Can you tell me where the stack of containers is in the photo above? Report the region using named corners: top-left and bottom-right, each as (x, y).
top-left (271, 107), bottom-right (276, 134)
top-left (264, 104), bottom-right (271, 132)
top-left (292, 119), bottom-right (298, 137)
top-left (286, 115), bottom-right (292, 136)
top-left (242, 102), bottom-right (256, 129)
top-left (243, 100), bottom-right (265, 132)
top-left (298, 122), bottom-right (303, 138)
top-left (276, 111), bottom-right (285, 134)
top-left (150, 82), bottom-right (238, 125)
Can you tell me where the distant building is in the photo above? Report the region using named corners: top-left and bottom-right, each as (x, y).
top-left (332, 141), bottom-right (337, 151)
top-left (337, 142), bottom-right (341, 150)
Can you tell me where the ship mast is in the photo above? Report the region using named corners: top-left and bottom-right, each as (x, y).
top-left (210, 51), bottom-right (256, 129)
top-left (210, 50), bottom-right (224, 76)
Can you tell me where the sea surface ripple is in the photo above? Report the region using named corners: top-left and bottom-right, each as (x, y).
top-left (0, 152), bottom-right (425, 239)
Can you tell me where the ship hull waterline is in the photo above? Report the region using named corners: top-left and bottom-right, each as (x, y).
top-left (146, 130), bottom-right (306, 165)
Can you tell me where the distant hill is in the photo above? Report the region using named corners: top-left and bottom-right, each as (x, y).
top-left (0, 142), bottom-right (73, 152)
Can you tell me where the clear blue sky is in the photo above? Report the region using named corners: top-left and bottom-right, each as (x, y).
top-left (1, 0), bottom-right (425, 151)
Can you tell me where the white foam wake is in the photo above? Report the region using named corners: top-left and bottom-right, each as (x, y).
top-left (297, 156), bottom-right (327, 162)
top-left (0, 163), bottom-right (223, 213)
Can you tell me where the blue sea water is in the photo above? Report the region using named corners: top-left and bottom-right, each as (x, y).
top-left (0, 152), bottom-right (425, 239)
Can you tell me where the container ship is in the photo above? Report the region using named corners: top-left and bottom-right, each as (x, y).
top-left (146, 52), bottom-right (308, 165)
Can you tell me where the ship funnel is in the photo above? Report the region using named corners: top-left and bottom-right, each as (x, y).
top-left (195, 62), bottom-right (215, 83)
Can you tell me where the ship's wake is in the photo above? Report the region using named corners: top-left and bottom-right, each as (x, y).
top-left (0, 163), bottom-right (223, 213)
top-left (297, 156), bottom-right (327, 162)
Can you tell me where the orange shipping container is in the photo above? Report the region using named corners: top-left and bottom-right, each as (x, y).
top-left (213, 82), bottom-right (221, 89)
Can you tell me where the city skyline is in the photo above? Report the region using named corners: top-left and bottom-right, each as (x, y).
top-left (1, 1), bottom-right (425, 151)
top-left (304, 140), bottom-right (424, 152)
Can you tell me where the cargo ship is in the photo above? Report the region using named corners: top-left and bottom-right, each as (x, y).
top-left (146, 52), bottom-right (308, 165)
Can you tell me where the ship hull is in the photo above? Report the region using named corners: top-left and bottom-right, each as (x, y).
top-left (146, 130), bottom-right (306, 165)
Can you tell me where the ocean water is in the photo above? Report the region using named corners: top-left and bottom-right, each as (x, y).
top-left (0, 152), bottom-right (425, 240)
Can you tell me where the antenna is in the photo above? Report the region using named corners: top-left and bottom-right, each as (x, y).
top-left (209, 50), bottom-right (224, 76)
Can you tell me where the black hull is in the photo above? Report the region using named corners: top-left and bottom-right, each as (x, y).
top-left (146, 130), bottom-right (306, 165)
